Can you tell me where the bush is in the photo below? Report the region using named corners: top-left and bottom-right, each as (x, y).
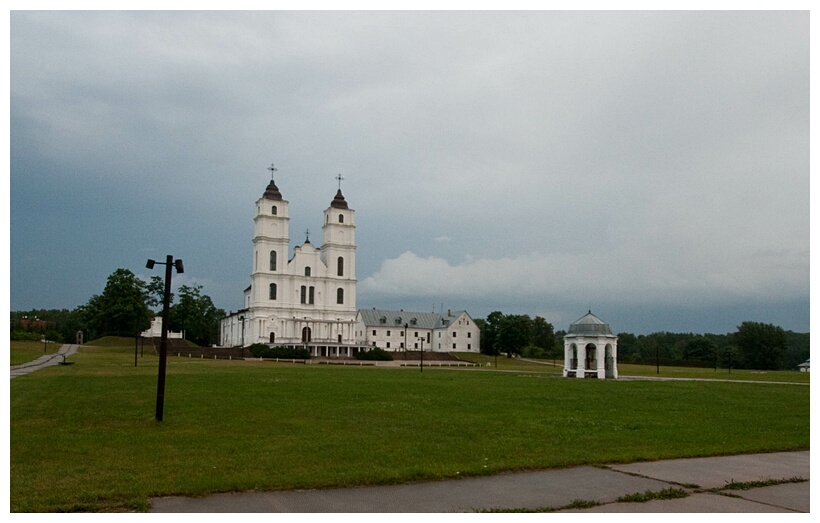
top-left (11, 331), bottom-right (45, 342)
top-left (355, 348), bottom-right (393, 361)
top-left (248, 344), bottom-right (311, 359)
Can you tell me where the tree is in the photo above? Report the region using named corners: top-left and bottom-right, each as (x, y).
top-left (733, 321), bottom-right (787, 370)
top-left (497, 314), bottom-right (532, 356)
top-left (169, 284), bottom-right (224, 347)
top-left (479, 311), bottom-right (504, 355)
top-left (145, 275), bottom-right (172, 310)
top-left (683, 337), bottom-right (717, 367)
top-left (86, 269), bottom-right (153, 338)
top-left (530, 316), bottom-right (555, 352)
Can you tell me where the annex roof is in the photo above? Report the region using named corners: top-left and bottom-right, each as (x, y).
top-left (357, 309), bottom-right (466, 330)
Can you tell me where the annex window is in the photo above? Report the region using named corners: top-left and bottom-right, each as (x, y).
top-left (337, 287), bottom-right (344, 304)
top-left (453, 343), bottom-right (457, 349)
top-left (270, 250), bottom-right (277, 271)
top-left (387, 330), bottom-right (391, 337)
top-left (468, 332), bottom-right (472, 338)
top-left (337, 257), bottom-right (344, 277)
top-left (372, 330), bottom-right (376, 336)
top-left (453, 332), bottom-right (457, 337)
top-left (269, 283), bottom-right (277, 300)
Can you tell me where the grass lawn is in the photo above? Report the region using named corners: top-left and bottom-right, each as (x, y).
top-left (10, 339), bottom-right (810, 512)
top-left (10, 340), bottom-right (62, 366)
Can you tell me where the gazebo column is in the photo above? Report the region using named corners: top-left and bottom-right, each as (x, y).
top-left (563, 342), bottom-right (571, 377)
top-left (597, 340), bottom-right (606, 379)
top-left (576, 343), bottom-right (586, 379)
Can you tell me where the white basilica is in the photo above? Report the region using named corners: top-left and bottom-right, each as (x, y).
top-left (220, 173), bottom-right (364, 357)
top-left (221, 169), bottom-right (482, 358)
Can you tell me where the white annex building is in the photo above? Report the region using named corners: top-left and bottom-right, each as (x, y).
top-left (220, 170), bottom-right (479, 357)
top-left (355, 309), bottom-right (480, 353)
top-left (563, 311), bottom-right (618, 379)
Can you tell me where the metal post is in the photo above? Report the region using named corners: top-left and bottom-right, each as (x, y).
top-left (656, 345), bottom-right (660, 375)
top-left (420, 338), bottom-right (424, 373)
top-left (156, 255), bottom-right (173, 422)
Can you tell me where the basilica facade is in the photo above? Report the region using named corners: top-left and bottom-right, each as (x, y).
top-left (220, 174), bottom-right (365, 357)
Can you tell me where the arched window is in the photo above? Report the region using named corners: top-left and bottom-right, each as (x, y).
top-left (269, 250), bottom-right (276, 271)
top-left (269, 283), bottom-right (277, 300)
top-left (337, 256), bottom-right (344, 277)
top-left (337, 288), bottom-right (344, 304)
top-left (309, 286), bottom-right (315, 305)
top-left (272, 205), bottom-right (278, 215)
top-left (339, 214), bottom-right (344, 223)
top-left (300, 286), bottom-right (307, 304)
top-left (305, 266), bottom-right (311, 277)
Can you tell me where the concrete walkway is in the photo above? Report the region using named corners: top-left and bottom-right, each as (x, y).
top-left (10, 344), bottom-right (80, 379)
top-left (150, 450), bottom-right (809, 513)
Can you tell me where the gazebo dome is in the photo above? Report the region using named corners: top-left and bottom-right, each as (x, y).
top-left (567, 311), bottom-right (613, 336)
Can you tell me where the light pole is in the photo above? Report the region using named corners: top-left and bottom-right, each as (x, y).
top-left (146, 255), bottom-right (184, 422)
top-left (419, 337), bottom-right (424, 373)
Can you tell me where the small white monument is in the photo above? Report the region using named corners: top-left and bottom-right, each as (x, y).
top-left (563, 311), bottom-right (618, 379)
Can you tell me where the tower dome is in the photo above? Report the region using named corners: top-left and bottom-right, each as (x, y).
top-left (330, 189), bottom-right (349, 209)
top-left (567, 311), bottom-right (613, 336)
top-left (263, 180), bottom-right (283, 201)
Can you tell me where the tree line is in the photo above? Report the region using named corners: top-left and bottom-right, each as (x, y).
top-left (475, 311), bottom-right (809, 371)
top-left (10, 268), bottom-right (224, 347)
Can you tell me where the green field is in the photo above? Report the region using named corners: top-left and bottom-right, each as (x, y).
top-left (9, 340), bottom-right (62, 366)
top-left (10, 339), bottom-right (810, 512)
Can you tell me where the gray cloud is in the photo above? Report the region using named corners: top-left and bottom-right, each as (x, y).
top-left (9, 11), bottom-right (809, 334)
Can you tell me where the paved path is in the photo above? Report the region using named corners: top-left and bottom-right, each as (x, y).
top-left (150, 450), bottom-right (809, 513)
top-left (10, 344), bottom-right (80, 379)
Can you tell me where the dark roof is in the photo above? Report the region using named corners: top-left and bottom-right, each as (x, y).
top-left (263, 180), bottom-right (283, 201)
top-left (357, 309), bottom-right (468, 329)
top-left (330, 189), bottom-right (349, 209)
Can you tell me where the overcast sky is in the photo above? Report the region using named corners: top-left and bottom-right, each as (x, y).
top-left (8, 10), bottom-right (810, 334)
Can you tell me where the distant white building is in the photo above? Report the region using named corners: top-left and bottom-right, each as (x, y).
top-left (141, 317), bottom-right (184, 339)
top-left (356, 309), bottom-right (481, 353)
top-left (220, 170), bottom-right (478, 358)
top-left (798, 359), bottom-right (810, 372)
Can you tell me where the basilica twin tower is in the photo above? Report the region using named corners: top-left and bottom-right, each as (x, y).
top-left (220, 170), bottom-right (360, 355)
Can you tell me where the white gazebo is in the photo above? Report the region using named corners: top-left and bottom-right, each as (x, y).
top-left (563, 311), bottom-right (618, 379)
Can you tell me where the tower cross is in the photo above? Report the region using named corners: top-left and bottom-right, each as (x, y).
top-left (335, 173), bottom-right (344, 190)
top-left (268, 163), bottom-right (278, 180)
top-left (305, 228), bottom-right (310, 242)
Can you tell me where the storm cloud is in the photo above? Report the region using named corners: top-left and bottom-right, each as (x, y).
top-left (9, 10), bottom-right (809, 334)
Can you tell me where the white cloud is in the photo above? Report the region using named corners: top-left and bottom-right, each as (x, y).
top-left (360, 247), bottom-right (808, 307)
